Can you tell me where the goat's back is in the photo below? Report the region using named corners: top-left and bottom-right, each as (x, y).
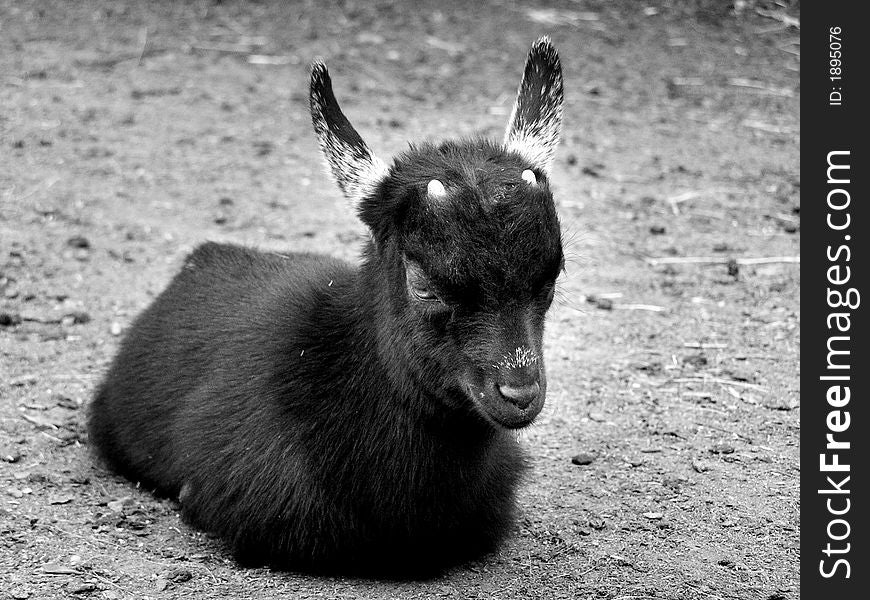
top-left (88, 242), bottom-right (348, 492)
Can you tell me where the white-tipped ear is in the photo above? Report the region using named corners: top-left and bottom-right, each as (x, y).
top-left (427, 179), bottom-right (446, 198)
top-left (310, 61), bottom-right (390, 206)
top-left (521, 169), bottom-right (537, 185)
top-left (504, 37), bottom-right (564, 175)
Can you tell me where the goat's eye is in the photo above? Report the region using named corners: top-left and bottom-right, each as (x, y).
top-left (404, 258), bottom-right (444, 304)
top-left (411, 285), bottom-right (440, 302)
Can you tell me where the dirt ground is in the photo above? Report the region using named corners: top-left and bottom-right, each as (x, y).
top-left (0, 1), bottom-right (800, 598)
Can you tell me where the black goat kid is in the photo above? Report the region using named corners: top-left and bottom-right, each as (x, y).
top-left (88, 37), bottom-right (564, 575)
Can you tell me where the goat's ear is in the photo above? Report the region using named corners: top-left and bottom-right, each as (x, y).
top-left (310, 61), bottom-right (390, 206)
top-left (504, 37), bottom-right (564, 175)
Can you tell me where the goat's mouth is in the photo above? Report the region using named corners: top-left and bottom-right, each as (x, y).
top-left (464, 376), bottom-right (546, 429)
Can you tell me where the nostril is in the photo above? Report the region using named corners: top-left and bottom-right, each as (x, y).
top-left (497, 381), bottom-right (540, 410)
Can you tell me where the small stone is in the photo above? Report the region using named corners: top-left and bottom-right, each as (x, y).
top-left (1, 448), bottom-right (23, 463)
top-left (67, 236), bottom-right (91, 249)
top-left (643, 512), bottom-right (664, 520)
top-left (682, 353), bottom-right (708, 368)
top-left (764, 399), bottom-right (799, 411)
top-left (662, 476), bottom-right (683, 490)
top-left (596, 298), bottom-right (613, 310)
top-left (69, 582), bottom-right (97, 594)
top-left (9, 375), bottom-right (39, 387)
top-left (65, 311), bottom-right (92, 325)
top-left (649, 225), bottom-right (666, 235)
top-left (49, 495), bottom-right (74, 505)
top-left (157, 567), bottom-right (193, 590)
top-left (710, 443), bottom-right (735, 455)
top-left (252, 140), bottom-right (274, 156)
top-left (109, 322), bottom-right (123, 336)
top-left (692, 459), bottom-right (711, 473)
top-left (589, 296), bottom-right (613, 310)
top-left (107, 497), bottom-right (132, 513)
top-left (0, 312), bottom-right (23, 326)
top-left (166, 567), bottom-right (192, 583)
top-left (726, 258), bottom-right (740, 278)
top-left (571, 452), bottom-right (596, 466)
top-left (588, 518), bottom-right (606, 531)
top-left (55, 394), bottom-right (80, 410)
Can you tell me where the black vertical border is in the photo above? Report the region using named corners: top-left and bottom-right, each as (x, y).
top-left (802, 3), bottom-right (867, 597)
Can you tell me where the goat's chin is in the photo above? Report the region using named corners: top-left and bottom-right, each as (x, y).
top-left (463, 385), bottom-right (545, 430)
top-left (485, 400), bottom-right (544, 429)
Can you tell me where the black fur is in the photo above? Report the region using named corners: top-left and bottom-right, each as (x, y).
top-left (88, 38), bottom-right (565, 576)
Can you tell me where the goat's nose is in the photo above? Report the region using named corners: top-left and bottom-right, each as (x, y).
top-left (497, 381), bottom-right (540, 410)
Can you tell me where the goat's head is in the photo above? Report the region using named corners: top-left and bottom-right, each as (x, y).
top-left (310, 38), bottom-right (564, 429)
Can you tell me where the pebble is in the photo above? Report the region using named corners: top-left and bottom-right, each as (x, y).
top-left (692, 459), bottom-right (711, 473)
top-left (110, 322), bottom-right (123, 336)
top-left (55, 394), bottom-right (81, 410)
top-left (662, 476), bottom-right (683, 490)
top-left (588, 296), bottom-right (613, 310)
top-left (67, 236), bottom-right (91, 249)
top-left (588, 518), bottom-right (606, 531)
top-left (156, 567), bottom-right (193, 591)
top-left (69, 582), bottom-right (97, 594)
top-left (0, 312), bottom-right (23, 326)
top-left (1, 449), bottom-right (23, 463)
top-left (682, 353), bottom-right (708, 368)
top-left (166, 567), bottom-right (192, 583)
top-left (571, 452), bottom-right (596, 466)
top-left (107, 497), bottom-right (133, 513)
top-left (64, 311), bottom-right (92, 325)
top-left (710, 443), bottom-right (735, 455)
top-left (643, 512), bottom-right (664, 520)
top-left (726, 258), bottom-right (740, 278)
